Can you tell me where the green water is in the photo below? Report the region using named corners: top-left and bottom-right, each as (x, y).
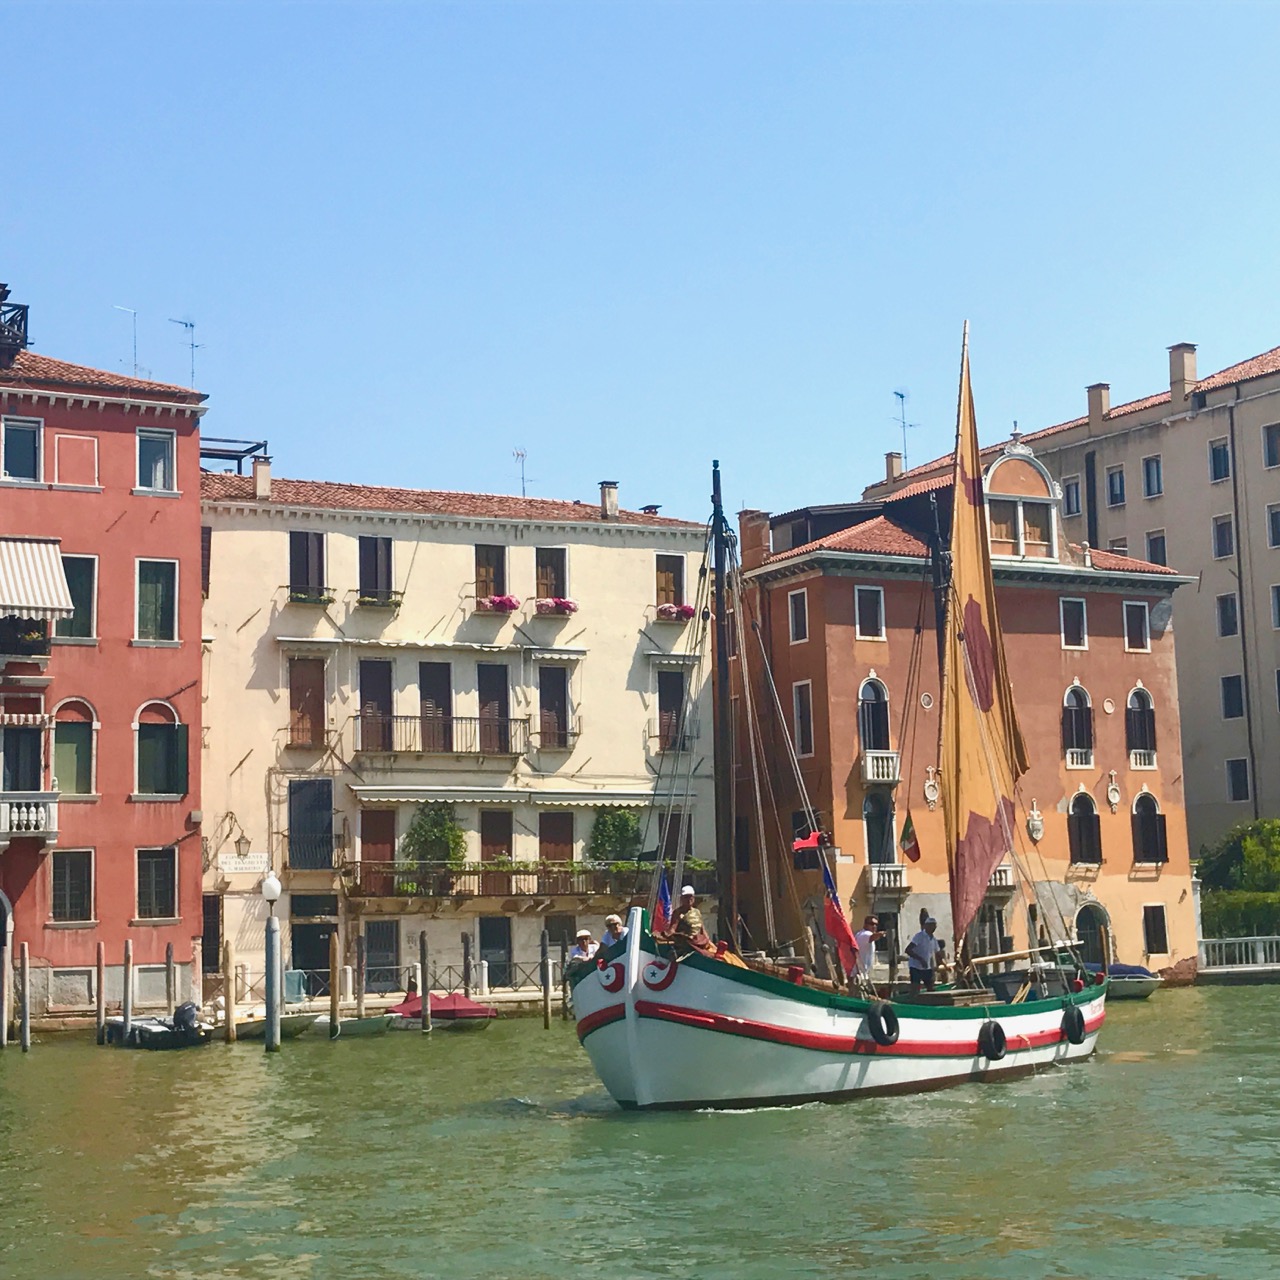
top-left (0, 988), bottom-right (1275, 1280)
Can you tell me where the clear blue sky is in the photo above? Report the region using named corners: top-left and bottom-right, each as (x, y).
top-left (8, 2), bottom-right (1280, 521)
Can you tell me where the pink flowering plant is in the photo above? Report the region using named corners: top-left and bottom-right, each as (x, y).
top-left (478, 594), bottom-right (521, 613)
top-left (656, 602), bottom-right (697, 622)
top-left (535, 597), bottom-right (578, 615)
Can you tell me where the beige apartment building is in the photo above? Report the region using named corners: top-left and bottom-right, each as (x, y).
top-left (200, 461), bottom-right (714, 996)
top-left (868, 341), bottom-right (1280, 856)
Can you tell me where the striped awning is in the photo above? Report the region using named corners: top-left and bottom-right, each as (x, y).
top-left (0, 538), bottom-right (74, 621)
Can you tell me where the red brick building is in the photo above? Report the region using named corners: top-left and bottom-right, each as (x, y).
top-left (0, 340), bottom-right (206, 1018)
top-left (732, 443), bottom-right (1199, 975)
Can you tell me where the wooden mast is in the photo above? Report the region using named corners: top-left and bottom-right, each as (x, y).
top-left (711, 460), bottom-right (738, 947)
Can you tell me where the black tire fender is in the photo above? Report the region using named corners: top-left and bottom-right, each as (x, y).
top-left (866, 1000), bottom-right (900, 1047)
top-left (977, 1019), bottom-right (1007, 1061)
top-left (1062, 1003), bottom-right (1086, 1045)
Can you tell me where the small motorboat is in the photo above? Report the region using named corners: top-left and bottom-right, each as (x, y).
top-left (234, 1011), bottom-right (321, 1040)
top-left (388, 991), bottom-right (497, 1030)
top-left (106, 1002), bottom-right (213, 1049)
top-left (310, 1012), bottom-right (393, 1038)
top-left (1085, 963), bottom-right (1162, 1000)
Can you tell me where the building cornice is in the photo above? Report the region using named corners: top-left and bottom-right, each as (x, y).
top-left (347, 783), bottom-right (671, 808)
top-left (0, 387), bottom-right (206, 418)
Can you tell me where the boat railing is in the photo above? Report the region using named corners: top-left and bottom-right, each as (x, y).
top-left (1201, 935), bottom-right (1280, 969)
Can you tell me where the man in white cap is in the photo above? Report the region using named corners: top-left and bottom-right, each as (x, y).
top-left (569, 928), bottom-right (598, 962)
top-left (906, 917), bottom-right (942, 991)
top-left (600, 913), bottom-right (628, 949)
top-left (663, 885), bottom-right (717, 957)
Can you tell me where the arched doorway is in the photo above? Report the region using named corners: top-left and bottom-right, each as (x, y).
top-left (1076, 902), bottom-right (1111, 967)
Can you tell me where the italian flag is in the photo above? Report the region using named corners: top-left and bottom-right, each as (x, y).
top-left (899, 811), bottom-right (921, 863)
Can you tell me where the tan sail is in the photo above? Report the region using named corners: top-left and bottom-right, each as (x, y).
top-left (940, 327), bottom-right (1030, 945)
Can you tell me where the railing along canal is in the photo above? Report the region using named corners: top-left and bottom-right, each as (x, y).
top-left (1201, 936), bottom-right (1280, 969)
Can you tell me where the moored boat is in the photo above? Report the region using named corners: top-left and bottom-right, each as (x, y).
top-left (1085, 963), bottom-right (1161, 1000)
top-left (310, 1012), bottom-right (393, 1037)
top-left (387, 991), bottom-right (497, 1030)
top-left (106, 1003), bottom-right (213, 1050)
top-left (234, 1011), bottom-right (321, 1039)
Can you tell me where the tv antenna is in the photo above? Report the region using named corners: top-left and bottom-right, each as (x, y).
top-left (513, 447), bottom-right (528, 498)
top-left (114, 306), bottom-right (138, 376)
top-left (893, 390), bottom-right (921, 470)
top-left (168, 317), bottom-right (202, 387)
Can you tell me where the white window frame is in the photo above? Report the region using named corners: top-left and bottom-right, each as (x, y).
top-left (52, 697), bottom-right (100, 797)
top-left (788, 588), bottom-right (809, 644)
top-left (55, 553), bottom-right (99, 643)
top-left (987, 497), bottom-right (1058, 560)
top-left (135, 557), bottom-right (180, 643)
top-left (1268, 504), bottom-right (1280, 550)
top-left (1208, 436), bottom-right (1231, 484)
top-left (1063, 684), bottom-right (1094, 769)
top-left (1144, 531), bottom-right (1166, 566)
top-left (1059, 597), bottom-right (1088, 650)
top-left (1123, 601), bottom-right (1151, 653)
top-left (1217, 592), bottom-right (1239, 638)
top-left (50, 848), bottom-right (95, 924)
top-left (1221, 674), bottom-right (1245, 721)
top-left (1264, 422), bottom-right (1280, 470)
top-left (854, 585), bottom-right (886, 640)
top-left (1126, 686), bottom-right (1157, 770)
top-left (1105, 465), bottom-right (1126, 508)
top-left (1061, 475), bottom-right (1081, 518)
top-left (1226, 757), bottom-right (1251, 804)
top-left (132, 699), bottom-right (183, 799)
top-left (1141, 454), bottom-right (1163, 498)
top-left (1211, 514), bottom-right (1234, 561)
top-left (134, 845), bottom-right (179, 922)
top-left (1108, 538), bottom-right (1129, 555)
top-left (1, 414), bottom-right (43, 483)
top-left (135, 427), bottom-right (178, 494)
top-left (792, 680), bottom-right (814, 758)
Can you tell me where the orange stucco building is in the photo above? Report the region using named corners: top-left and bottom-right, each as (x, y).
top-left (732, 442), bottom-right (1199, 977)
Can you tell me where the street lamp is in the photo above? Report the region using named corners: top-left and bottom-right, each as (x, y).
top-left (235, 832), bottom-right (251, 859)
top-left (262, 870), bottom-right (282, 915)
top-left (262, 870), bottom-right (283, 1052)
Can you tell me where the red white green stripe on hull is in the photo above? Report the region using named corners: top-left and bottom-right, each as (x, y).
top-left (572, 908), bottom-right (1107, 1110)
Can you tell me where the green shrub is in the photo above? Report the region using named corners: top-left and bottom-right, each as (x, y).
top-left (1197, 819), bottom-right (1280, 891)
top-left (1201, 890), bottom-right (1280, 937)
top-left (398, 803), bottom-right (466, 870)
top-left (588, 808), bottom-right (642, 861)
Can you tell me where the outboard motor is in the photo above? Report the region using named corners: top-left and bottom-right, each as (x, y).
top-left (172, 1001), bottom-right (200, 1041)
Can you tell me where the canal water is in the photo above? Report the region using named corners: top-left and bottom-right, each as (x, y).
top-left (0, 987), bottom-right (1275, 1280)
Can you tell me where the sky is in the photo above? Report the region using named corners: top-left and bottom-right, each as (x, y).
top-left (7, 1), bottom-right (1280, 522)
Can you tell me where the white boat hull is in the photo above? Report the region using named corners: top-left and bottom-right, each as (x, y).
top-left (573, 910), bottom-right (1106, 1110)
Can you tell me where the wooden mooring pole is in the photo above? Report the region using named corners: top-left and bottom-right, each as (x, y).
top-left (19, 942), bottom-right (30, 1052)
top-left (0, 938), bottom-right (8, 1048)
top-left (355, 934), bottom-right (366, 1020)
top-left (165, 942), bottom-right (176, 1014)
top-left (541, 928), bottom-right (551, 1030)
top-left (560, 937), bottom-right (570, 1019)
top-left (222, 938), bottom-right (237, 1044)
top-left (419, 931), bottom-right (431, 1034)
top-left (121, 940), bottom-right (134, 1045)
top-left (95, 941), bottom-right (106, 1045)
top-left (328, 930), bottom-right (341, 1039)
top-left (462, 931), bottom-right (472, 998)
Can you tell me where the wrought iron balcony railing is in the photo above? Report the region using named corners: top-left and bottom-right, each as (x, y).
top-left (356, 714), bottom-right (529, 755)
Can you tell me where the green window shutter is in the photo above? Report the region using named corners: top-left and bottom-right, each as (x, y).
top-left (173, 723), bottom-right (189, 795)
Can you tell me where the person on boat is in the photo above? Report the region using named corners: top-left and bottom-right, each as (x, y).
top-left (599, 914), bottom-right (628, 949)
top-left (854, 915), bottom-right (884, 980)
top-left (661, 886), bottom-right (717, 958)
top-left (570, 929), bottom-right (598, 961)
top-left (906, 917), bottom-right (942, 991)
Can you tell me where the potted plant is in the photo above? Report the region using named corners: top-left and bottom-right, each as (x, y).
top-left (656, 603), bottom-right (697, 622)
top-left (397, 803), bottom-right (466, 893)
top-left (477, 594), bottom-right (521, 614)
top-left (534, 597), bottom-right (578, 616)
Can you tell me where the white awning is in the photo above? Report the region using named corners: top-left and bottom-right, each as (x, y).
top-left (347, 784), bottom-right (672, 809)
top-left (0, 538), bottom-right (73, 621)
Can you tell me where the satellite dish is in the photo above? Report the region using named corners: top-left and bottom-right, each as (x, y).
top-left (1150, 599), bottom-right (1173, 633)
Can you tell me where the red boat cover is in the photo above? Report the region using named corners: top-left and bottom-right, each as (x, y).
top-left (388, 992), bottom-right (497, 1020)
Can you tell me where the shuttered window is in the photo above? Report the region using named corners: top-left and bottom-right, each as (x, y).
top-left (475, 545), bottom-right (506, 598)
top-left (289, 658), bottom-right (326, 747)
top-left (655, 555), bottom-right (684, 607)
top-left (1131, 796), bottom-right (1168, 863)
top-left (536, 548), bottom-right (566, 598)
top-left (1067, 797), bottom-right (1102, 864)
top-left (288, 778), bottom-right (334, 869)
top-left (358, 536), bottom-right (394, 603)
top-left (289, 531), bottom-right (327, 600)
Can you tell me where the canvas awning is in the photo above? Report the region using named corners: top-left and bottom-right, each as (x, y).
top-left (0, 538), bottom-right (73, 621)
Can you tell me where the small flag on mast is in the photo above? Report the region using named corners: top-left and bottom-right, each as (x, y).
top-left (899, 811), bottom-right (921, 863)
top-left (820, 859), bottom-right (859, 977)
top-left (653, 871), bottom-right (672, 934)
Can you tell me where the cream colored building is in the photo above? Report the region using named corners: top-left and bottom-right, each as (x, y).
top-left (200, 461), bottom-right (714, 995)
top-left (868, 341), bottom-right (1280, 856)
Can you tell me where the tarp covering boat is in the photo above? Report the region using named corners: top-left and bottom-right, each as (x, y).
top-left (389, 992), bottom-right (497, 1021)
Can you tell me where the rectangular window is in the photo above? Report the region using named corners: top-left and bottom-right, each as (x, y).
top-left (655, 554), bottom-right (684, 607)
top-left (136, 559), bottom-right (177, 641)
top-left (1275, 669), bottom-right (1280, 714)
top-left (136, 428), bottom-right (176, 492)
top-left (1217, 593), bottom-right (1239, 638)
top-left (1265, 423), bottom-right (1280, 469)
top-left (539, 664), bottom-right (571, 748)
top-left (1269, 505), bottom-right (1280, 549)
top-left (1145, 531), bottom-right (1167, 567)
top-left (791, 810), bottom-right (818, 870)
top-left (136, 847), bottom-right (177, 920)
top-left (1123, 601), bottom-right (1150, 652)
top-left (288, 531), bottom-right (328, 602)
top-left (56, 555), bottom-right (96, 639)
top-left (1108, 538), bottom-right (1129, 555)
top-left (358, 536), bottom-right (394, 604)
top-left (475, 544), bottom-right (506, 599)
top-left (1022, 502), bottom-right (1053, 555)
top-left (477, 663), bottom-right (512, 752)
top-left (1142, 455), bottom-right (1163, 498)
top-left (788, 589), bottom-right (808, 643)
top-left (1213, 515), bottom-right (1234, 560)
top-left (1227, 757), bottom-right (1251, 803)
top-left (657, 669), bottom-right (688, 751)
top-left (1273, 586), bottom-right (1280, 629)
top-left (1142, 905), bottom-right (1169, 955)
top-left (855, 586), bottom-right (885, 639)
top-left (419, 661), bottom-right (453, 751)
top-left (201, 526), bottom-right (212, 598)
top-left (288, 777), bottom-right (335, 869)
top-left (2, 417), bottom-right (40, 481)
top-left (1062, 476), bottom-right (1081, 518)
top-left (1106, 466), bottom-right (1126, 507)
top-left (289, 657), bottom-right (326, 747)
top-left (988, 499), bottom-right (1019, 548)
top-left (536, 547), bottom-right (567, 599)
top-left (53, 720), bottom-right (93, 794)
top-left (793, 681), bottom-right (814, 757)
top-left (1, 726), bottom-right (41, 791)
top-left (1209, 437), bottom-right (1231, 483)
top-left (52, 850), bottom-right (93, 923)
top-left (136, 722), bottom-right (189, 795)
top-left (1060, 598), bottom-right (1087, 650)
top-left (1222, 674), bottom-right (1245, 720)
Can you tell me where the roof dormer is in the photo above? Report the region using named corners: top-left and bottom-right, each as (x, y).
top-left (984, 443), bottom-right (1059, 561)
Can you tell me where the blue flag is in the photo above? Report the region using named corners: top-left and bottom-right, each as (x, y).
top-left (653, 870), bottom-right (672, 933)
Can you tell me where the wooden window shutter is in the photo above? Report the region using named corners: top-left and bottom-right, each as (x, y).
top-left (201, 526), bottom-right (212, 597)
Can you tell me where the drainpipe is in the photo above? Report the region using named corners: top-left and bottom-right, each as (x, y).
top-left (1227, 399), bottom-right (1261, 820)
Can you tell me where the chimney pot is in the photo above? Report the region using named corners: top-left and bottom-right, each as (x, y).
top-left (1169, 342), bottom-right (1197, 405)
top-left (1086, 383), bottom-right (1111, 436)
top-left (884, 452), bottom-right (904, 482)
top-left (252, 455), bottom-right (272, 500)
top-left (599, 480), bottom-right (619, 519)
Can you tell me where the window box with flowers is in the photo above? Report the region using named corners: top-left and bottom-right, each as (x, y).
top-left (476, 595), bottom-right (521, 614)
top-left (656, 603), bottom-right (697, 623)
top-left (535, 597), bottom-right (578, 616)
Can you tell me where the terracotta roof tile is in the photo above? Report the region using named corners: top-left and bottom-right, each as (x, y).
top-left (0, 350), bottom-right (204, 402)
top-left (200, 472), bottom-right (703, 528)
top-left (1083, 546), bottom-right (1179, 576)
top-left (767, 515), bottom-right (929, 563)
top-left (1194, 343), bottom-right (1280, 393)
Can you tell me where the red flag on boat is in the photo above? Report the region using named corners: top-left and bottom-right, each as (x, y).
top-left (899, 811), bottom-right (921, 863)
top-left (652, 870), bottom-right (672, 934)
top-left (820, 858), bottom-right (858, 976)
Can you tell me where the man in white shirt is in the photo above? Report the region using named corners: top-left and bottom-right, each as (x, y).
top-left (599, 914), bottom-right (628, 949)
top-left (569, 929), bottom-right (598, 962)
top-left (906, 917), bottom-right (942, 990)
top-left (853, 915), bottom-right (884, 979)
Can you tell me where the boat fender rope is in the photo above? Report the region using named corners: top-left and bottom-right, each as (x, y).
top-left (977, 1020), bottom-right (1007, 1061)
top-left (1062, 1004), bottom-right (1086, 1045)
top-left (866, 1000), bottom-right (899, 1047)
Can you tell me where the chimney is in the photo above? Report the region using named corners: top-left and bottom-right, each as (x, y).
top-left (1086, 383), bottom-right (1111, 436)
top-left (885, 452), bottom-right (904, 482)
top-left (1169, 342), bottom-right (1197, 406)
top-left (738, 510), bottom-right (772, 572)
top-left (599, 480), bottom-right (619, 520)
top-left (252, 455), bottom-right (272, 500)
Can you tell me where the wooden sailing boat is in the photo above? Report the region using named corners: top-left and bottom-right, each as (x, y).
top-left (571, 332), bottom-right (1107, 1109)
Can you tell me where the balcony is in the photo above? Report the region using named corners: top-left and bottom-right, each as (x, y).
top-left (1129, 749), bottom-right (1157, 770)
top-left (0, 617), bottom-right (51, 659)
top-left (867, 862), bottom-right (909, 895)
top-left (652, 719), bottom-right (700, 753)
top-left (284, 584), bottom-right (335, 606)
top-left (987, 863), bottom-right (1015, 894)
top-left (288, 832), bottom-right (337, 870)
top-left (1065, 748), bottom-right (1093, 769)
top-left (0, 792), bottom-right (59, 850)
top-left (860, 750), bottom-right (901, 786)
top-left (356, 714), bottom-right (529, 756)
top-left (356, 588), bottom-right (404, 609)
top-left (533, 719), bottom-right (581, 751)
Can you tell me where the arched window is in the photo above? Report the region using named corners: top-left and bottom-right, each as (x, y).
top-left (1068, 792), bottom-right (1101, 864)
top-left (864, 791), bottom-right (895, 864)
top-left (1126, 687), bottom-right (1157, 767)
top-left (1132, 792), bottom-right (1168, 863)
top-left (134, 701), bottom-right (188, 797)
top-left (1062, 685), bottom-right (1094, 766)
top-left (858, 679), bottom-right (891, 753)
top-left (53, 699), bottom-right (97, 796)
